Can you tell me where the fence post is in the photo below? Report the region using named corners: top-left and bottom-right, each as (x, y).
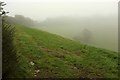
top-left (0, 1), bottom-right (2, 79)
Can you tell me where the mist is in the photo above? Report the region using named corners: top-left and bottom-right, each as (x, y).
top-left (4, 0), bottom-right (118, 52)
top-left (36, 15), bottom-right (118, 51)
top-left (4, 0), bottom-right (118, 21)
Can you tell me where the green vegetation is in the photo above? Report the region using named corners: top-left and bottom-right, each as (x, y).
top-left (13, 24), bottom-right (118, 78)
top-left (2, 20), bottom-right (18, 78)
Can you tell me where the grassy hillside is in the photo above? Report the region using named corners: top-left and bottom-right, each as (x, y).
top-left (13, 24), bottom-right (118, 78)
top-left (38, 16), bottom-right (118, 52)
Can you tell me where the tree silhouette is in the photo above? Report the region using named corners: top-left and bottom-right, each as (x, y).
top-left (81, 29), bottom-right (92, 43)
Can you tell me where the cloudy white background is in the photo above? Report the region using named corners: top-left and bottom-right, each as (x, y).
top-left (2, 0), bottom-right (119, 21)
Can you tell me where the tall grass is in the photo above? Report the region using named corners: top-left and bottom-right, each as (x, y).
top-left (2, 18), bottom-right (18, 78)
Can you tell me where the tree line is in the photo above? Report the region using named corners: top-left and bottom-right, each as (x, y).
top-left (6, 15), bottom-right (40, 27)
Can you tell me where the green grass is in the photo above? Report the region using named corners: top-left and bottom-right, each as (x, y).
top-left (13, 24), bottom-right (118, 78)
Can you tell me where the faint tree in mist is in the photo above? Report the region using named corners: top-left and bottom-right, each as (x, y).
top-left (81, 29), bottom-right (92, 43)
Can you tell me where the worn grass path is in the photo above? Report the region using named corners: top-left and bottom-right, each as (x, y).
top-left (13, 24), bottom-right (118, 78)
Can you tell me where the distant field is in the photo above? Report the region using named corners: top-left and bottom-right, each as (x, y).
top-left (14, 24), bottom-right (118, 78)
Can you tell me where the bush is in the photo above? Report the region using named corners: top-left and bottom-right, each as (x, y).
top-left (2, 19), bottom-right (18, 78)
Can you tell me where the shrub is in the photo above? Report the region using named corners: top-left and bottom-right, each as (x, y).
top-left (2, 19), bottom-right (18, 78)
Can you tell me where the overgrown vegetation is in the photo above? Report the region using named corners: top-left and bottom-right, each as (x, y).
top-left (2, 19), bottom-right (18, 78)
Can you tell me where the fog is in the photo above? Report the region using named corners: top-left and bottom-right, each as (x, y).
top-left (3, 0), bottom-right (118, 51)
top-left (4, 0), bottom-right (118, 21)
top-left (37, 15), bottom-right (118, 52)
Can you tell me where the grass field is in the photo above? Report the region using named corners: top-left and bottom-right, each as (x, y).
top-left (13, 24), bottom-right (118, 78)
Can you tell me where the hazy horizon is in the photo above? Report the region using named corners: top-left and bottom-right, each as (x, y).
top-left (3, 0), bottom-right (119, 21)
top-left (2, 0), bottom-right (118, 51)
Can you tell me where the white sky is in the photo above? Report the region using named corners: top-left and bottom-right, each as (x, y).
top-left (2, 0), bottom-right (119, 20)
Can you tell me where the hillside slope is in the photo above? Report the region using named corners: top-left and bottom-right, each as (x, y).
top-left (14, 24), bottom-right (118, 78)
